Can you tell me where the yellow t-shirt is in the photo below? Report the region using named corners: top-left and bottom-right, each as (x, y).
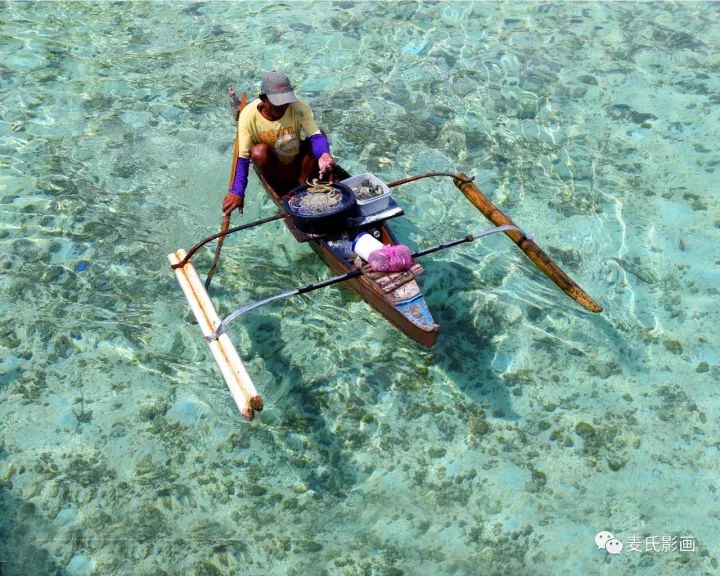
top-left (237, 99), bottom-right (321, 165)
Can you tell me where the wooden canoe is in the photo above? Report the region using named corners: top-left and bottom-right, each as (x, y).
top-left (253, 168), bottom-right (440, 347)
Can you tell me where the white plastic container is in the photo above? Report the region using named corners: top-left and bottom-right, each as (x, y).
top-left (352, 232), bottom-right (384, 261)
top-left (340, 173), bottom-right (392, 216)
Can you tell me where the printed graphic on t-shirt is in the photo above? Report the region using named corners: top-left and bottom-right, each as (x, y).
top-left (258, 127), bottom-right (299, 163)
top-left (237, 100), bottom-right (319, 165)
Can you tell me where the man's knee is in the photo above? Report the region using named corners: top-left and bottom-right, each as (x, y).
top-left (251, 143), bottom-right (272, 166)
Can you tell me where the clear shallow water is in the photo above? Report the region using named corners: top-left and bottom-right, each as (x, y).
top-left (0, 1), bottom-right (718, 574)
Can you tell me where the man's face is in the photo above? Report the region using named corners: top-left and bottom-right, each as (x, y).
top-left (266, 100), bottom-right (289, 119)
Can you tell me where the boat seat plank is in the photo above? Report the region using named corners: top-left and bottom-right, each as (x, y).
top-left (363, 262), bottom-right (426, 294)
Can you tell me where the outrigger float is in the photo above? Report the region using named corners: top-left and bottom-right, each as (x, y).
top-left (168, 89), bottom-right (602, 420)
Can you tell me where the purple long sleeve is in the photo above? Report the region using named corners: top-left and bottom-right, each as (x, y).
top-left (309, 133), bottom-right (330, 158)
top-left (229, 157), bottom-right (250, 197)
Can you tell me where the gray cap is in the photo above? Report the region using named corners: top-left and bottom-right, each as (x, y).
top-left (260, 71), bottom-right (298, 106)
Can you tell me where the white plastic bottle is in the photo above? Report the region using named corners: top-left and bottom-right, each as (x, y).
top-left (352, 232), bottom-right (384, 261)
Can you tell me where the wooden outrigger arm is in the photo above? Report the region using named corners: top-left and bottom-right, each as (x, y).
top-left (453, 173), bottom-right (602, 313)
top-left (168, 249), bottom-right (262, 420)
top-left (387, 171), bottom-right (602, 313)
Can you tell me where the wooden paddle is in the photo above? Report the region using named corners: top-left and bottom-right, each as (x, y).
top-left (205, 88), bottom-right (247, 290)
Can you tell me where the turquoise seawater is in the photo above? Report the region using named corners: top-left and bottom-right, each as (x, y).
top-left (1, 1), bottom-right (718, 574)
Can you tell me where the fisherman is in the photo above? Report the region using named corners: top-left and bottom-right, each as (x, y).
top-left (222, 71), bottom-right (336, 215)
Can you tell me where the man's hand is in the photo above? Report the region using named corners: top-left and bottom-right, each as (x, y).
top-left (318, 152), bottom-right (335, 181)
top-left (222, 192), bottom-right (244, 215)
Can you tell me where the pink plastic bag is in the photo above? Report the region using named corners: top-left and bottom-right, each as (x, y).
top-left (368, 244), bottom-right (414, 272)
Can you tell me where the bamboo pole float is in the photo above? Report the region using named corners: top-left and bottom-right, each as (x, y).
top-left (453, 173), bottom-right (603, 313)
top-left (178, 249), bottom-right (262, 411)
top-left (168, 250), bottom-right (261, 420)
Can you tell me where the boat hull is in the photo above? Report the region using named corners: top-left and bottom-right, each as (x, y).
top-left (255, 169), bottom-right (440, 347)
top-left (311, 239), bottom-right (439, 347)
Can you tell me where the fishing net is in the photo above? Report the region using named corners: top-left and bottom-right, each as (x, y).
top-left (287, 181), bottom-right (342, 216)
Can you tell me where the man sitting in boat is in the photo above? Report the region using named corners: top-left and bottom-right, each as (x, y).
top-left (222, 71), bottom-right (336, 215)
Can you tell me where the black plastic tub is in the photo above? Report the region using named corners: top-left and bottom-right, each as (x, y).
top-left (283, 182), bottom-right (356, 235)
